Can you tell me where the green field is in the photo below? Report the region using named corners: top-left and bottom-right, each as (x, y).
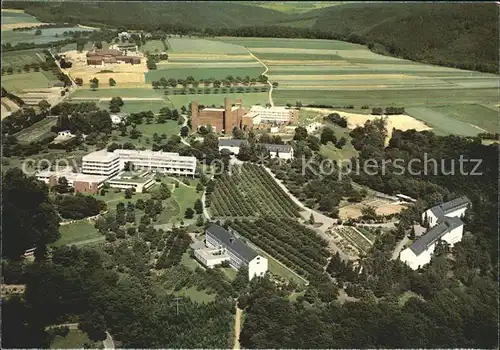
top-left (50, 329), bottom-right (96, 349)
top-left (2, 71), bottom-right (58, 91)
top-left (2, 49), bottom-right (44, 69)
top-left (319, 124), bottom-right (358, 161)
top-left (250, 52), bottom-right (344, 61)
top-left (405, 107), bottom-right (486, 136)
top-left (145, 67), bottom-right (264, 82)
top-left (214, 37), bottom-right (362, 50)
top-left (429, 104), bottom-right (498, 133)
top-left (157, 180), bottom-right (201, 224)
top-left (168, 38), bottom-right (248, 53)
top-left (141, 39), bottom-right (167, 53)
top-left (15, 117), bottom-right (57, 142)
top-left (54, 221), bottom-right (102, 247)
top-left (135, 120), bottom-right (180, 138)
top-left (1, 10), bottom-right (41, 24)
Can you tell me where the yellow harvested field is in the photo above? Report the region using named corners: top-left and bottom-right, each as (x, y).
top-left (303, 107), bottom-right (432, 141)
top-left (169, 53), bottom-right (253, 60)
top-left (1, 22), bottom-right (49, 30)
top-left (269, 74), bottom-right (415, 81)
top-left (1, 98), bottom-right (21, 119)
top-left (1, 9), bottom-right (26, 13)
top-left (63, 50), bottom-right (148, 86)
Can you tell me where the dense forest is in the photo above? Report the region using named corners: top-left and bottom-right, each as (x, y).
top-left (4, 1), bottom-right (497, 73)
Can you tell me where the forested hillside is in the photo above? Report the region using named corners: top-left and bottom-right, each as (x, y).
top-left (309, 3), bottom-right (498, 73)
top-left (5, 2), bottom-right (496, 72)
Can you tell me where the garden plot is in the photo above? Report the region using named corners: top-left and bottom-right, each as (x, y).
top-left (328, 226), bottom-right (373, 259)
top-left (15, 117), bottom-right (57, 143)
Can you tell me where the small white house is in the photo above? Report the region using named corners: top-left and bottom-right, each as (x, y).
top-left (110, 113), bottom-right (129, 125)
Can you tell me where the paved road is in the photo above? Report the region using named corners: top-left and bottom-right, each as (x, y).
top-left (179, 114), bottom-right (191, 146)
top-left (391, 235), bottom-right (409, 260)
top-left (245, 48), bottom-right (274, 107)
top-left (233, 306), bottom-right (243, 350)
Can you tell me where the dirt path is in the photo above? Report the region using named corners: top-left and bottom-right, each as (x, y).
top-left (233, 306), bottom-right (243, 350)
top-left (245, 48), bottom-right (274, 107)
top-left (391, 235), bottom-right (409, 260)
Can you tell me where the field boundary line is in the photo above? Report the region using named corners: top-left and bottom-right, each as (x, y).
top-left (351, 226), bottom-right (373, 244)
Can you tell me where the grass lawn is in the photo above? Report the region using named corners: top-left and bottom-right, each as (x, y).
top-left (173, 286), bottom-right (216, 303)
top-left (50, 329), bottom-right (97, 349)
top-left (135, 120), bottom-right (180, 138)
top-left (141, 39), bottom-right (167, 53)
top-left (54, 221), bottom-right (102, 247)
top-left (166, 92), bottom-right (268, 109)
top-left (319, 123), bottom-right (358, 161)
top-left (398, 291), bottom-right (423, 306)
top-left (70, 88), bottom-right (166, 99)
top-left (160, 181), bottom-right (201, 224)
top-left (2, 71), bottom-right (57, 91)
top-left (222, 267), bottom-right (238, 281)
top-left (145, 67), bottom-right (264, 82)
top-left (98, 100), bottom-right (170, 114)
top-left (180, 251), bottom-right (200, 271)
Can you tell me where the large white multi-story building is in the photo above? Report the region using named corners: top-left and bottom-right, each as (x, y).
top-left (113, 149), bottom-right (197, 176)
top-left (81, 150), bottom-right (121, 176)
top-left (200, 224), bottom-right (268, 280)
top-left (248, 105), bottom-right (299, 124)
top-left (400, 196), bottom-right (470, 270)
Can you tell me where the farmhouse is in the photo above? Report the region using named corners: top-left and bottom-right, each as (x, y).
top-left (218, 138), bottom-right (294, 160)
top-left (400, 196), bottom-right (471, 270)
top-left (196, 224), bottom-right (268, 280)
top-left (86, 49), bottom-right (141, 66)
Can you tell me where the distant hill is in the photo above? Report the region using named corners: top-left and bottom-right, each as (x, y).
top-left (286, 3), bottom-right (498, 73)
top-left (4, 1), bottom-right (497, 73)
top-left (2, 1), bottom-right (291, 29)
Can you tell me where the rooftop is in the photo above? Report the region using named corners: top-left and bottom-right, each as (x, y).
top-left (113, 149), bottom-right (196, 162)
top-left (108, 171), bottom-right (154, 184)
top-left (250, 105), bottom-right (292, 112)
top-left (428, 196), bottom-right (470, 218)
top-left (202, 108), bottom-right (225, 112)
top-left (260, 143), bottom-right (292, 153)
top-left (36, 169), bottom-right (108, 183)
top-left (82, 149), bottom-right (120, 162)
top-left (218, 138), bottom-right (246, 147)
top-left (196, 247), bottom-right (230, 261)
top-left (206, 224), bottom-right (258, 263)
top-left (409, 216), bottom-right (464, 255)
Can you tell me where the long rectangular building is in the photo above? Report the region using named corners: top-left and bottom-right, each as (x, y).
top-left (113, 149), bottom-right (197, 176)
top-left (218, 138), bottom-right (294, 160)
top-left (203, 224), bottom-right (268, 280)
top-left (248, 105), bottom-right (299, 124)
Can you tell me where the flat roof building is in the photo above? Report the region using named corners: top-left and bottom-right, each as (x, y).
top-left (82, 150), bottom-right (121, 177)
top-left (248, 105), bottom-right (298, 124)
top-left (35, 168), bottom-right (108, 194)
top-left (113, 149), bottom-right (197, 176)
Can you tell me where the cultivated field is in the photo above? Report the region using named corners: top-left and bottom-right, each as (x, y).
top-left (1, 97), bottom-right (21, 119)
top-left (2, 71), bottom-right (59, 92)
top-left (1, 9), bottom-right (42, 29)
top-left (328, 225), bottom-right (373, 259)
top-left (2, 48), bottom-right (45, 69)
top-left (213, 36), bottom-right (497, 136)
top-left (2, 25), bottom-right (92, 45)
top-left (209, 163), bottom-right (302, 218)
